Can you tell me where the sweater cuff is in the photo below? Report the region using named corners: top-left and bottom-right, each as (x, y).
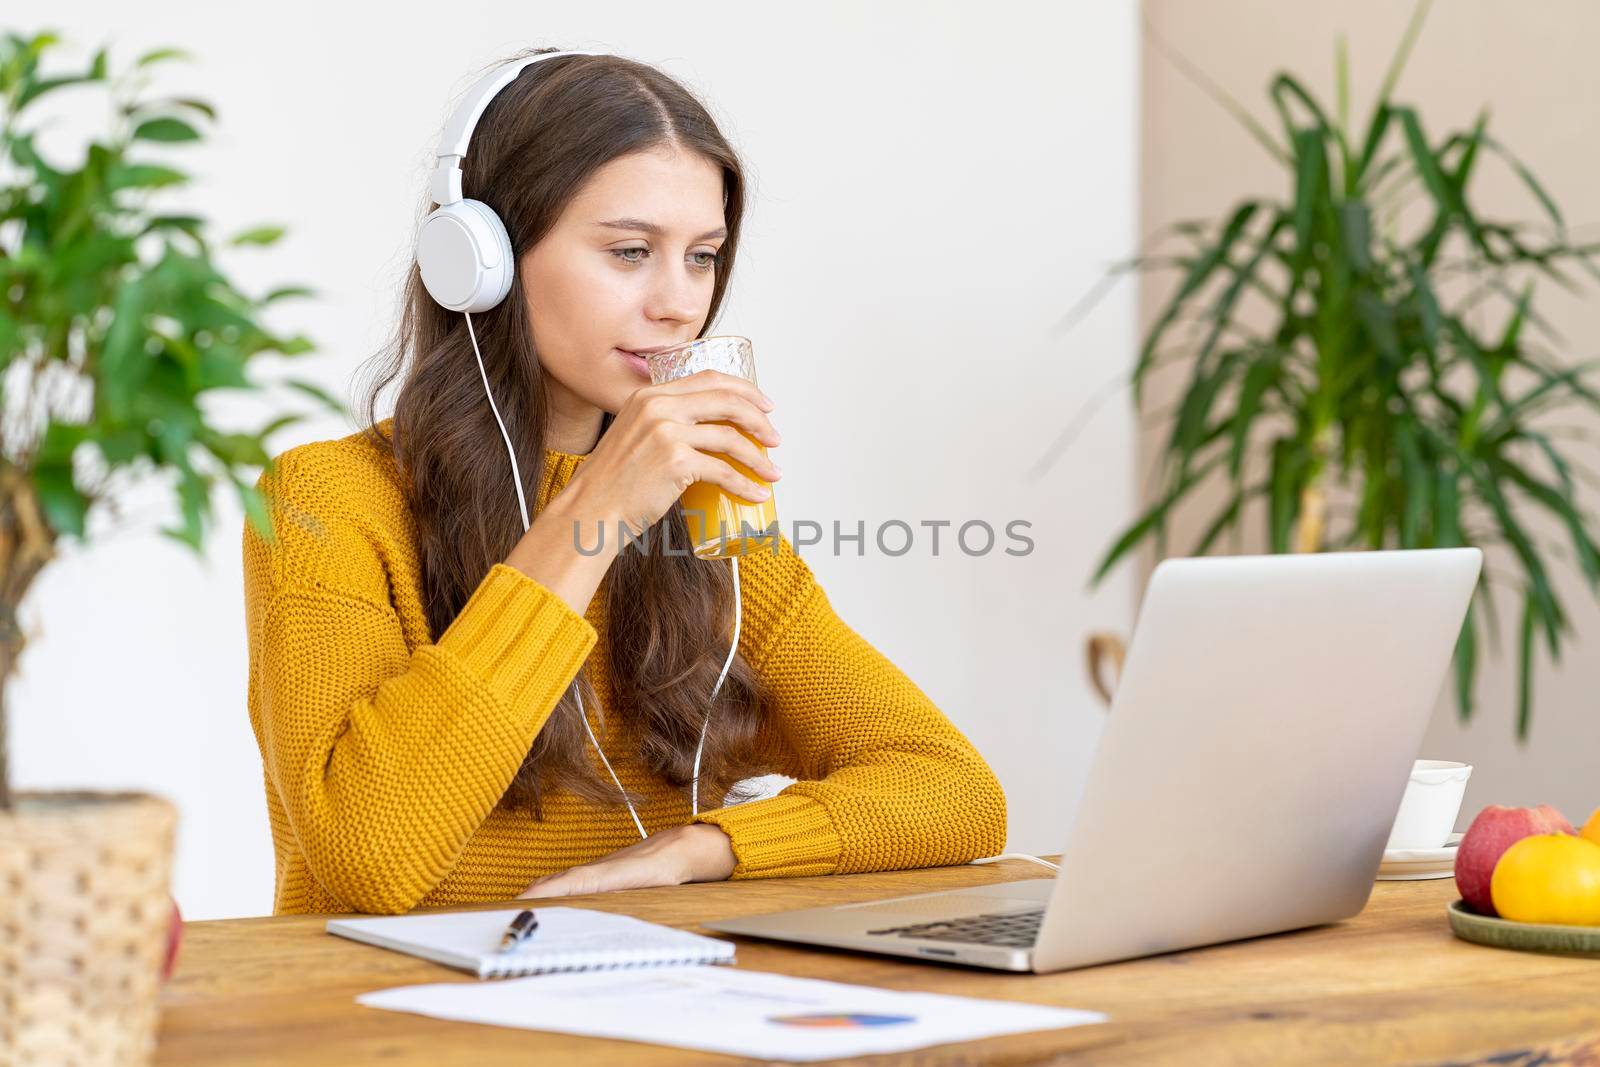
top-left (692, 792), bottom-right (841, 878)
top-left (434, 563), bottom-right (597, 720)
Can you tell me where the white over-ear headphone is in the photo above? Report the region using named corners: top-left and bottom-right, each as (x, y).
top-left (416, 50), bottom-right (606, 313)
top-left (416, 50), bottom-right (743, 841)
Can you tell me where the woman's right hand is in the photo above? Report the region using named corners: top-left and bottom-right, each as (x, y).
top-left (564, 369), bottom-right (783, 538)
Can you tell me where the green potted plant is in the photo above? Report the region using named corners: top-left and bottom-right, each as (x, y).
top-left (1077, 1), bottom-right (1600, 737)
top-left (0, 30), bottom-right (337, 1063)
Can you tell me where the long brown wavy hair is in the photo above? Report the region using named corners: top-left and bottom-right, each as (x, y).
top-left (356, 47), bottom-right (773, 820)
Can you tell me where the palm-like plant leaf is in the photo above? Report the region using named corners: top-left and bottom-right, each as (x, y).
top-left (1092, 3), bottom-right (1600, 739)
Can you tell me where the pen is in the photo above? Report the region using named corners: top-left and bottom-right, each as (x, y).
top-left (498, 909), bottom-right (539, 954)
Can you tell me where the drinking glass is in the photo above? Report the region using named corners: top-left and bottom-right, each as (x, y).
top-left (645, 336), bottom-right (779, 559)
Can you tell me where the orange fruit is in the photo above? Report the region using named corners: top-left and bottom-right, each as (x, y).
top-left (1582, 807), bottom-right (1600, 847)
top-left (1490, 834), bottom-right (1600, 925)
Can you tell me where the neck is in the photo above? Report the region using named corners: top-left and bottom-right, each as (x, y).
top-left (544, 409), bottom-right (605, 456)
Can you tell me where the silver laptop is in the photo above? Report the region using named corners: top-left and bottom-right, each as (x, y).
top-left (703, 547), bottom-right (1483, 973)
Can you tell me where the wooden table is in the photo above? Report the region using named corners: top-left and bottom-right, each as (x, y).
top-left (156, 857), bottom-right (1600, 1065)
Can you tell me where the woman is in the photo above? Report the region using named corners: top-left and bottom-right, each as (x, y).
top-left (242, 47), bottom-right (1006, 916)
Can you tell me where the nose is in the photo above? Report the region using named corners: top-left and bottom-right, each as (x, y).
top-left (643, 259), bottom-right (704, 326)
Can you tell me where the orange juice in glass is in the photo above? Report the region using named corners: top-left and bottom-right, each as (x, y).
top-left (645, 336), bottom-right (778, 559)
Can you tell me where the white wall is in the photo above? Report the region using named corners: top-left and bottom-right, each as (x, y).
top-left (13, 1), bottom-right (1139, 918)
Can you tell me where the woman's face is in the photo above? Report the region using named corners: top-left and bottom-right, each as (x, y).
top-left (520, 144), bottom-right (728, 454)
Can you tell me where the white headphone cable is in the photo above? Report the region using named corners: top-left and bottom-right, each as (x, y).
top-left (968, 853), bottom-right (1060, 873)
top-left (571, 552), bottom-right (738, 840)
top-left (694, 554), bottom-right (741, 818)
top-left (467, 312), bottom-right (532, 533)
top-left (468, 310), bottom-right (741, 841)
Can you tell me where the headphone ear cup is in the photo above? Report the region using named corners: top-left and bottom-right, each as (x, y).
top-left (416, 198), bottom-right (515, 312)
top-left (462, 198), bottom-right (515, 309)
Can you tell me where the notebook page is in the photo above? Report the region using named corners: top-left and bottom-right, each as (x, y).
top-left (328, 907), bottom-right (735, 978)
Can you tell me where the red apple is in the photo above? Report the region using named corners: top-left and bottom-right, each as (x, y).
top-left (163, 898), bottom-right (183, 982)
top-left (1454, 804), bottom-right (1576, 915)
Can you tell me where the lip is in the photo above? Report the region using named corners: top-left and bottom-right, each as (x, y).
top-left (620, 344), bottom-right (684, 356)
top-left (616, 348), bottom-right (652, 377)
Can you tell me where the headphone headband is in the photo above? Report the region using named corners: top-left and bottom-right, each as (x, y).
top-left (428, 49), bottom-right (607, 206)
top-left (416, 47), bottom-right (612, 313)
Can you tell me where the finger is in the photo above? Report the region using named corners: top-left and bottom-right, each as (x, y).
top-left (650, 370), bottom-right (775, 412)
top-left (681, 448), bottom-right (773, 505)
top-left (630, 391), bottom-right (780, 449)
top-left (668, 389), bottom-right (780, 447)
top-left (519, 875), bottom-right (577, 899)
top-left (683, 423), bottom-right (782, 482)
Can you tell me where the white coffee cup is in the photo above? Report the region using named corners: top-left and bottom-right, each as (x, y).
top-left (1385, 760), bottom-right (1473, 850)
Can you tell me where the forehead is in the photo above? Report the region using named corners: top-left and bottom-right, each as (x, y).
top-left (564, 146), bottom-right (724, 231)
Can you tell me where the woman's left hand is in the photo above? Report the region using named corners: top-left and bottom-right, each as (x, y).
top-left (519, 823), bottom-right (737, 899)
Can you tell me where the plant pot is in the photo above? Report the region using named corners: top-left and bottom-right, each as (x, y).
top-left (1, 792), bottom-right (177, 1067)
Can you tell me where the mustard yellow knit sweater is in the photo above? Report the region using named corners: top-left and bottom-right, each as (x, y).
top-left (242, 417), bottom-right (1006, 915)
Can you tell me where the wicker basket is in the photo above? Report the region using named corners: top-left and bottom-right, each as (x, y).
top-left (0, 792), bottom-right (177, 1067)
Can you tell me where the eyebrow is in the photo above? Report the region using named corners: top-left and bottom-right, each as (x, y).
top-left (595, 217), bottom-right (727, 241)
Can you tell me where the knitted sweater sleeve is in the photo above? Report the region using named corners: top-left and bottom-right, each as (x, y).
top-left (243, 446), bottom-right (597, 914)
top-left (690, 535), bottom-right (1007, 878)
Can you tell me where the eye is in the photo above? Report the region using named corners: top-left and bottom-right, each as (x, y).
top-left (610, 247), bottom-right (719, 273)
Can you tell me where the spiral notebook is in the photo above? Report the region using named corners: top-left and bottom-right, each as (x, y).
top-left (327, 906), bottom-right (736, 979)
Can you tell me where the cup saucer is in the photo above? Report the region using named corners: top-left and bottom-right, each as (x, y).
top-left (1376, 832), bottom-right (1463, 880)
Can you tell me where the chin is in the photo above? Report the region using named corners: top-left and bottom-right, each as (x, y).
top-left (602, 384), bottom-right (647, 417)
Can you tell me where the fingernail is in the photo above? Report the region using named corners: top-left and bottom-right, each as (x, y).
top-left (760, 395), bottom-right (775, 410)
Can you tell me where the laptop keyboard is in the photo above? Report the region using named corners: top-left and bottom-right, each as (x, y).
top-left (865, 907), bottom-right (1044, 948)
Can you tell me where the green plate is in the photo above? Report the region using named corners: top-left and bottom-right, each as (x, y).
top-left (1447, 899), bottom-right (1600, 957)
